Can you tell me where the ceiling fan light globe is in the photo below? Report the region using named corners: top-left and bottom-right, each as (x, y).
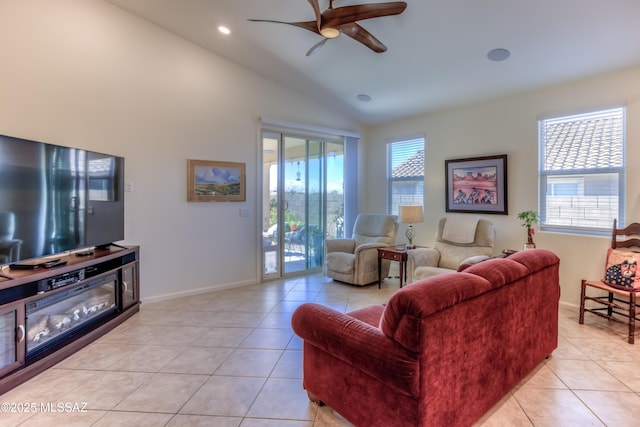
top-left (320, 27), bottom-right (340, 38)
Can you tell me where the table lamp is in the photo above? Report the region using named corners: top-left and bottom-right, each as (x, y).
top-left (399, 205), bottom-right (424, 248)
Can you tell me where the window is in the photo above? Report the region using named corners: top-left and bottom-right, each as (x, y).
top-left (538, 107), bottom-right (625, 233)
top-left (387, 138), bottom-right (425, 215)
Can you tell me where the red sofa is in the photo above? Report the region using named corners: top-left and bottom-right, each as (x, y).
top-left (291, 249), bottom-right (560, 427)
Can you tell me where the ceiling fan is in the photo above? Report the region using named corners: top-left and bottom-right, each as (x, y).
top-left (249, 0), bottom-right (408, 56)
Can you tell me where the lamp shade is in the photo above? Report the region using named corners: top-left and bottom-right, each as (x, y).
top-left (399, 205), bottom-right (424, 224)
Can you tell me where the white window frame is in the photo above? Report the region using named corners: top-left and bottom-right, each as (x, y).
top-left (387, 137), bottom-right (425, 215)
top-left (538, 107), bottom-right (626, 235)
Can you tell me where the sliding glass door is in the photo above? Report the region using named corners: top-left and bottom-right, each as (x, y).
top-left (261, 131), bottom-right (344, 280)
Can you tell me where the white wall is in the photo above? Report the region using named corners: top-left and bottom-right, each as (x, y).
top-left (363, 66), bottom-right (640, 306)
top-left (0, 0), bottom-right (359, 301)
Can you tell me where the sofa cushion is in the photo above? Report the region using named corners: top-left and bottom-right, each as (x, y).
top-left (380, 272), bottom-right (492, 352)
top-left (503, 249), bottom-right (560, 275)
top-left (461, 258), bottom-right (528, 287)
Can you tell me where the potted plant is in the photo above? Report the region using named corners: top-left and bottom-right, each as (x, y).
top-left (517, 210), bottom-right (539, 249)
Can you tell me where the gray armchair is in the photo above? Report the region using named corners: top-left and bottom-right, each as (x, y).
top-left (407, 217), bottom-right (495, 282)
top-left (324, 214), bottom-right (398, 286)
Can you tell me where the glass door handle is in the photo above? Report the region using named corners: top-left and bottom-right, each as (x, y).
top-left (16, 324), bottom-right (25, 343)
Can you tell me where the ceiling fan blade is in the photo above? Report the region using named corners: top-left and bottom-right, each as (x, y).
top-left (306, 38), bottom-right (328, 56)
top-left (322, 2), bottom-right (407, 28)
top-left (248, 19), bottom-right (320, 35)
top-left (338, 22), bottom-right (387, 53)
top-left (307, 0), bottom-right (322, 31)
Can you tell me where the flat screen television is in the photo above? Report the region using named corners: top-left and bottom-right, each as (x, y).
top-left (0, 133), bottom-right (124, 267)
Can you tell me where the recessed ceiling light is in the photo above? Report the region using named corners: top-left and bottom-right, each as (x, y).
top-left (218, 26), bottom-right (231, 35)
top-left (357, 94), bottom-right (372, 102)
top-left (487, 48), bottom-right (510, 62)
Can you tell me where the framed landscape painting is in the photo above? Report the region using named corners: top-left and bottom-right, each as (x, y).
top-left (445, 154), bottom-right (507, 214)
top-left (187, 159), bottom-right (246, 202)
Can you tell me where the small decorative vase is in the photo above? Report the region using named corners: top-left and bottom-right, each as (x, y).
top-left (524, 227), bottom-right (536, 250)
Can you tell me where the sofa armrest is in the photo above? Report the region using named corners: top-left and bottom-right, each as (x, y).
top-left (291, 303), bottom-right (419, 396)
top-left (325, 238), bottom-right (356, 254)
top-left (407, 247), bottom-right (440, 282)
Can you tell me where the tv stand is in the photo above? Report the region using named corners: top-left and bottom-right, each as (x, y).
top-left (41, 259), bottom-right (68, 268)
top-left (0, 245), bottom-right (140, 395)
top-left (74, 250), bottom-right (95, 257)
top-left (96, 243), bottom-right (116, 250)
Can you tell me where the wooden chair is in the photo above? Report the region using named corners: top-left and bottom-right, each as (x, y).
top-left (579, 219), bottom-right (640, 343)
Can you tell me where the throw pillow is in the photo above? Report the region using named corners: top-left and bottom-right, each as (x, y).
top-left (457, 255), bottom-right (491, 272)
top-left (603, 248), bottom-right (640, 290)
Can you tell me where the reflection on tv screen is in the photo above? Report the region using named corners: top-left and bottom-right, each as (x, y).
top-left (0, 133), bottom-right (124, 266)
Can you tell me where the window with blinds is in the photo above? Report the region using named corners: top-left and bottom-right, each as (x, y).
top-left (538, 107), bottom-right (626, 234)
top-left (387, 138), bottom-right (425, 215)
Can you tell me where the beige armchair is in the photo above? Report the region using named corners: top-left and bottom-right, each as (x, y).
top-left (324, 214), bottom-right (398, 286)
top-left (407, 217), bottom-right (495, 282)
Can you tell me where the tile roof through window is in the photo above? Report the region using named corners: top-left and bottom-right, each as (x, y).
top-left (392, 150), bottom-right (424, 178)
top-left (542, 111), bottom-right (624, 171)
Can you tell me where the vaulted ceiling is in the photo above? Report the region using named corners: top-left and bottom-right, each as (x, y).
top-left (108, 0), bottom-right (640, 125)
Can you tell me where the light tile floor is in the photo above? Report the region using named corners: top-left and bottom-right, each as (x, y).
top-left (2, 273), bottom-right (640, 426)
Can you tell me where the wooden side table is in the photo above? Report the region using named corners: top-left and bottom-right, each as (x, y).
top-left (377, 246), bottom-right (409, 289)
